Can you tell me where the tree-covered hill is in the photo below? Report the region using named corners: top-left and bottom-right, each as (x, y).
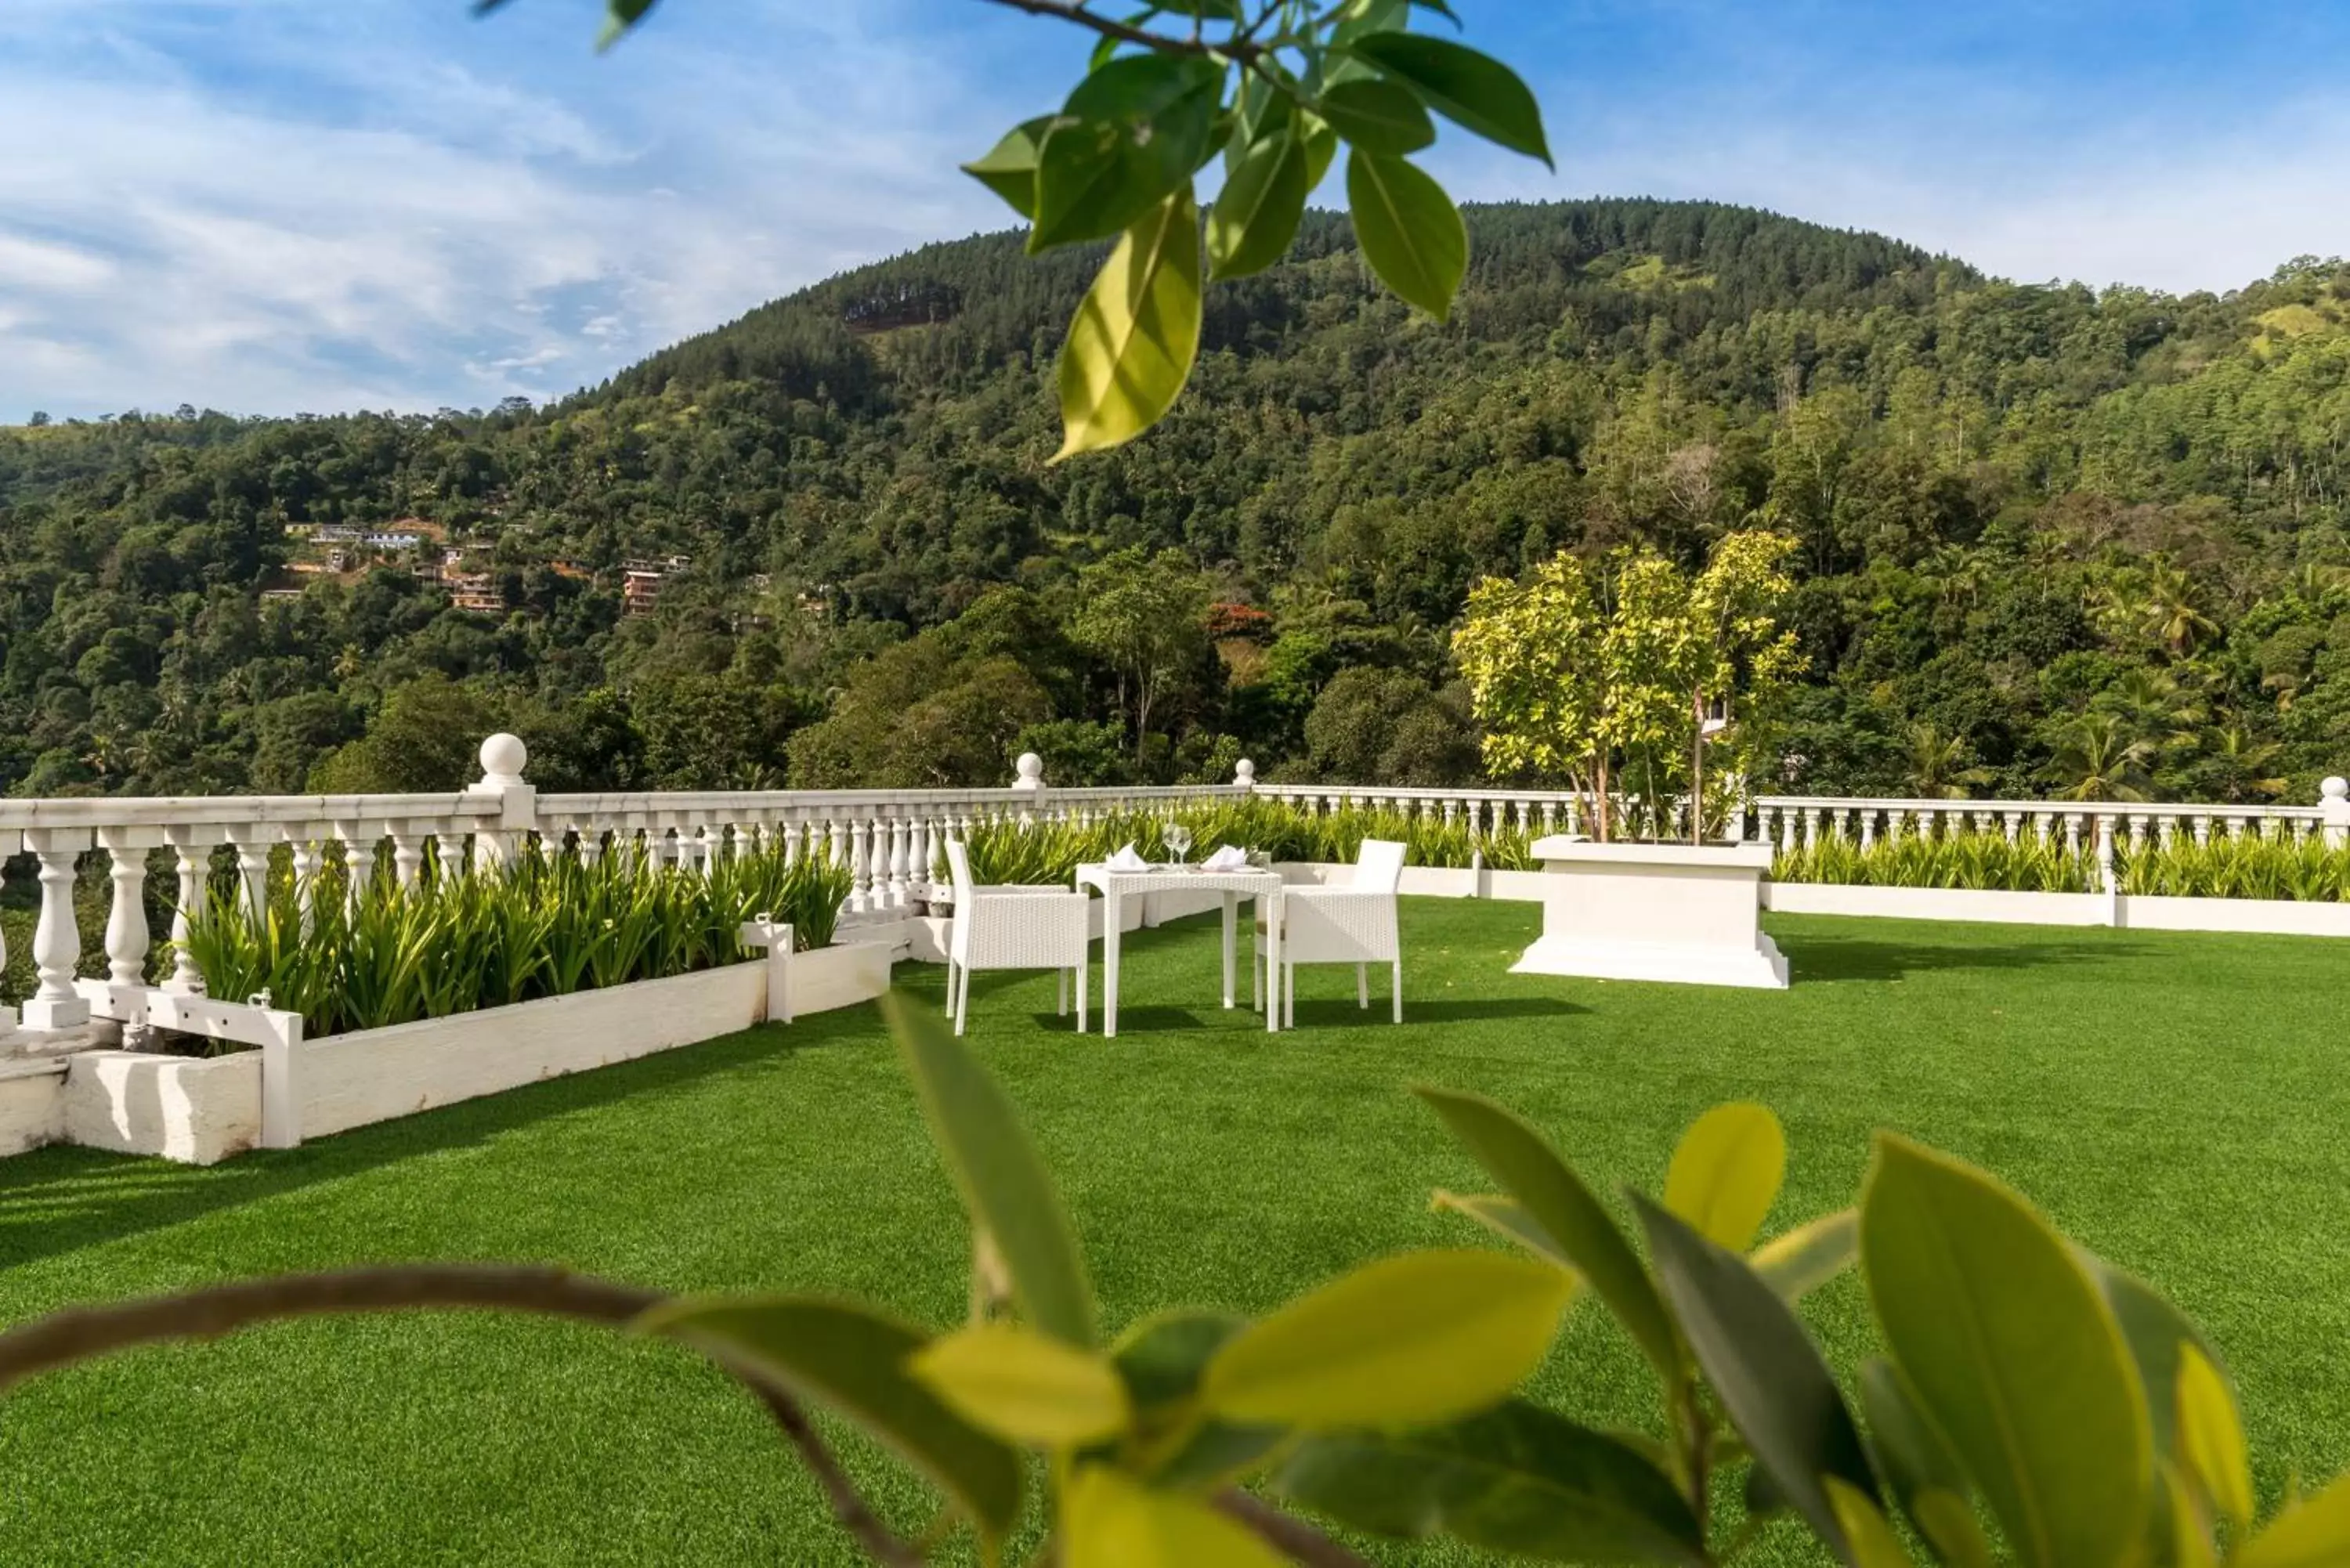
top-left (2, 197), bottom-right (2346, 803)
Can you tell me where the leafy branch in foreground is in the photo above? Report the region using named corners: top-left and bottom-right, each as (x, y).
top-left (513, 0), bottom-right (1552, 457)
top-left (6, 988), bottom-right (2348, 1564)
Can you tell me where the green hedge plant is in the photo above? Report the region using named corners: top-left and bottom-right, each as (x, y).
top-left (6, 996), bottom-right (2345, 1565)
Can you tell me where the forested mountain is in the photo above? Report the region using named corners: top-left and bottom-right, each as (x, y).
top-left (4, 197), bottom-right (2348, 804)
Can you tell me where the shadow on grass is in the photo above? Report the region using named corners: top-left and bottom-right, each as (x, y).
top-left (1784, 930), bottom-right (2153, 984)
top-left (0, 999), bottom-right (898, 1277)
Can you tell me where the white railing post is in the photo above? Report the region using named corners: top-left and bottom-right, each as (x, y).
top-left (21, 829), bottom-right (90, 1029)
top-left (468, 732), bottom-right (536, 870)
top-left (96, 826), bottom-right (161, 990)
top-left (2323, 777), bottom-right (2350, 848)
top-left (164, 826), bottom-right (215, 993)
top-left (1235, 758), bottom-right (1256, 793)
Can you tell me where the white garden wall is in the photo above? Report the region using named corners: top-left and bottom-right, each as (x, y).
top-left (0, 1061), bottom-right (67, 1157)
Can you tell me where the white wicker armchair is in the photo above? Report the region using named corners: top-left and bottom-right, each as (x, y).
top-left (1257, 838), bottom-right (1405, 1027)
top-left (942, 839), bottom-right (1090, 1037)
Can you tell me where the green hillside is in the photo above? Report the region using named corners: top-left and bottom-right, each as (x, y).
top-left (2, 197), bottom-right (2346, 800)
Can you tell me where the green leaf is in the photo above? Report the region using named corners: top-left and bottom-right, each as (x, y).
top-left (1206, 127), bottom-right (1310, 280)
top-left (2158, 1461), bottom-right (2220, 1568)
top-left (1634, 1195), bottom-right (1878, 1563)
top-left (1342, 32), bottom-right (1553, 166)
top-left (2092, 1255), bottom-right (2219, 1462)
top-left (1316, 78), bottom-right (1435, 154)
top-left (1411, 0), bottom-right (1462, 23)
top-left (1109, 1311), bottom-right (1283, 1487)
top-left (595, 0), bottom-right (658, 50)
top-left (884, 990), bottom-right (1096, 1346)
top-left (1032, 54), bottom-right (1224, 250)
top-left (1860, 1134), bottom-right (2151, 1568)
top-left (1299, 111), bottom-right (1340, 188)
top-left (908, 1321), bottom-right (1132, 1447)
top-left (1061, 1463), bottom-right (1286, 1568)
top-left (1914, 1490), bottom-right (1999, 1568)
top-left (1415, 1087), bottom-right (1679, 1382)
top-left (962, 116), bottom-right (1056, 222)
top-left (1751, 1208), bottom-right (1857, 1301)
top-left (1054, 186), bottom-right (1202, 459)
top-left (2174, 1343), bottom-right (2253, 1533)
top-left (640, 1294), bottom-right (1022, 1548)
top-left (1431, 1190), bottom-right (1578, 1274)
top-left (1828, 1477), bottom-right (1918, 1568)
top-left (1277, 1399), bottom-right (1706, 1565)
top-left (1663, 1102), bottom-right (1786, 1252)
top-left (1087, 8), bottom-right (1162, 72)
top-left (1346, 149), bottom-right (1466, 321)
top-left (1200, 1249), bottom-right (1573, 1430)
top-left (1860, 1357), bottom-right (1997, 1566)
top-left (2238, 1472), bottom-right (2350, 1568)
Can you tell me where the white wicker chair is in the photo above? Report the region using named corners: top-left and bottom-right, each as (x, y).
top-left (942, 839), bottom-right (1090, 1037)
top-left (1257, 838), bottom-right (1405, 1027)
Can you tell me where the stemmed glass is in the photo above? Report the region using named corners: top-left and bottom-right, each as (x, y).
top-left (1163, 822), bottom-right (1193, 865)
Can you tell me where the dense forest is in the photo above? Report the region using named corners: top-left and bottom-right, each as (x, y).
top-left (3, 197), bottom-right (2348, 804)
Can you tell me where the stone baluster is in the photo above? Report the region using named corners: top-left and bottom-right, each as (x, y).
top-left (391, 826), bottom-right (425, 889)
top-left (909, 815), bottom-right (932, 902)
top-left (783, 818), bottom-right (804, 867)
top-left (2095, 816), bottom-right (2117, 893)
top-left (889, 817), bottom-right (913, 906)
top-left (230, 829), bottom-right (271, 915)
top-left (1778, 807), bottom-right (1796, 854)
top-left (21, 829), bottom-right (90, 1029)
top-left (1856, 808), bottom-right (1876, 850)
top-left (1802, 807), bottom-right (1821, 849)
top-left (848, 819), bottom-right (872, 913)
top-left (826, 817), bottom-right (848, 873)
top-left (2063, 812), bottom-right (2083, 855)
top-left (164, 826), bottom-right (217, 993)
top-left (97, 827), bottom-right (158, 991)
top-left (2190, 813), bottom-right (2210, 846)
top-left (2001, 811), bottom-right (2021, 844)
top-left (436, 832), bottom-right (467, 886)
top-left (287, 835), bottom-right (320, 933)
top-left (335, 820), bottom-right (376, 912)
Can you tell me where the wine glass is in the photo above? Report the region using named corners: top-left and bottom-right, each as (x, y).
top-left (1163, 822), bottom-right (1192, 865)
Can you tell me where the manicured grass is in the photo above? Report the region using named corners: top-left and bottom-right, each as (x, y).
top-left (2, 901), bottom-right (2347, 1565)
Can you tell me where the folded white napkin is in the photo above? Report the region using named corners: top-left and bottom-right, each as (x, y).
top-left (1201, 844), bottom-right (1249, 872)
top-left (1104, 842), bottom-right (1151, 873)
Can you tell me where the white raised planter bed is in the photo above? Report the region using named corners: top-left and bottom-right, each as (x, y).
top-left (62, 941), bottom-right (895, 1166)
top-left (1764, 880), bottom-right (2350, 938)
top-left (1513, 838), bottom-right (1788, 989)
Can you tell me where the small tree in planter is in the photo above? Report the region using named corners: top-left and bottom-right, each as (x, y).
top-left (1455, 534), bottom-right (1798, 842)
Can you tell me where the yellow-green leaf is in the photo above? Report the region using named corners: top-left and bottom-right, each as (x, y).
top-left (961, 116), bottom-right (1054, 222)
top-left (2237, 1471), bottom-right (2350, 1567)
top-left (1860, 1134), bottom-right (2150, 1568)
top-left (1828, 1476), bottom-right (1917, 1568)
top-left (1345, 148), bottom-right (1466, 320)
top-left (1054, 186), bottom-right (1202, 459)
top-left (1751, 1208), bottom-right (1857, 1301)
top-left (1061, 1464), bottom-right (1286, 1568)
top-left (1664, 1102), bottom-right (1786, 1252)
top-left (2175, 1343), bottom-right (2254, 1532)
top-left (1201, 1249), bottom-right (1573, 1430)
top-left (2161, 1461), bottom-right (2219, 1568)
top-left (909, 1321), bottom-right (1132, 1448)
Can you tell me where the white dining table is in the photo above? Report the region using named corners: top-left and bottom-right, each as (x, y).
top-left (1074, 864), bottom-right (1285, 1038)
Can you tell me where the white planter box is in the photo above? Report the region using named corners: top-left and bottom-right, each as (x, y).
top-left (60, 941), bottom-right (895, 1166)
top-left (1762, 881), bottom-right (2350, 938)
top-left (2117, 894), bottom-right (2350, 936)
top-left (1513, 839), bottom-right (1788, 988)
top-left (1762, 883), bottom-right (2110, 926)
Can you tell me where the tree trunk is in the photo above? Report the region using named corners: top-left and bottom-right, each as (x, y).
top-left (1593, 755), bottom-right (1613, 844)
top-left (1690, 685), bottom-right (1705, 846)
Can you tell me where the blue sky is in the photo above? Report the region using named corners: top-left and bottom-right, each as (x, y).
top-left (3, 0), bottom-right (2347, 420)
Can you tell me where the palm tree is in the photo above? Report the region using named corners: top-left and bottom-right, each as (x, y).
top-left (2202, 718), bottom-right (2288, 803)
top-left (2140, 559), bottom-right (2218, 657)
top-left (1901, 721), bottom-right (1994, 798)
top-left (2045, 712), bottom-right (2156, 802)
top-left (2099, 667), bottom-right (2207, 753)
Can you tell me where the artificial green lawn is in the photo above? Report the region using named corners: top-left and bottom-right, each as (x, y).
top-left (2, 900), bottom-right (2347, 1565)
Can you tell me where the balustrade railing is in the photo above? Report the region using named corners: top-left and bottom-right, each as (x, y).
top-left (1743, 787), bottom-right (2350, 859)
top-left (5, 737), bottom-right (2347, 1035)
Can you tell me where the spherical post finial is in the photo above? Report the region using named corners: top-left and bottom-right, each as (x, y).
top-left (2324, 775), bottom-right (2348, 802)
top-left (479, 732), bottom-right (529, 785)
top-left (1234, 758), bottom-right (1256, 788)
top-left (1011, 752), bottom-right (1045, 792)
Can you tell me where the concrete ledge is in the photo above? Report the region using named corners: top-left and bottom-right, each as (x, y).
top-left (1763, 882), bottom-right (2350, 937)
top-left (0, 1060), bottom-right (68, 1156)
